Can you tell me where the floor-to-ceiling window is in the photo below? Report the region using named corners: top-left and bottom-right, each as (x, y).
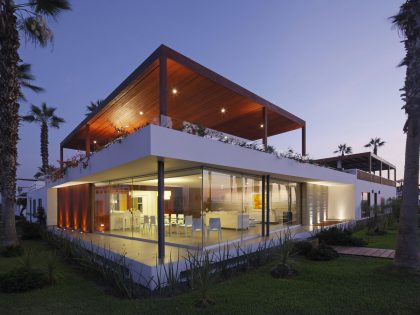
top-left (203, 169), bottom-right (263, 245)
top-left (93, 169), bottom-right (203, 247)
top-left (270, 179), bottom-right (301, 229)
top-left (93, 167), bottom-right (299, 248)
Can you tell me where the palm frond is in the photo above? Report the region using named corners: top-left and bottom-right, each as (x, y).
top-left (29, 0), bottom-right (71, 18)
top-left (18, 63), bottom-right (44, 98)
top-left (19, 16), bottom-right (53, 47)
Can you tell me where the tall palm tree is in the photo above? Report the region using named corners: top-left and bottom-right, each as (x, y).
top-left (334, 144), bottom-right (352, 156)
top-left (0, 0), bottom-right (71, 248)
top-left (85, 99), bottom-right (103, 116)
top-left (22, 103), bottom-right (65, 173)
top-left (364, 137), bottom-right (386, 155)
top-left (392, 0), bottom-right (420, 270)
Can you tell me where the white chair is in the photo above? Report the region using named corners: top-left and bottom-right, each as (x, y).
top-left (164, 215), bottom-right (172, 235)
top-left (123, 213), bottom-right (131, 231)
top-left (150, 215), bottom-right (157, 235)
top-left (141, 215), bottom-right (149, 234)
top-left (207, 217), bottom-right (222, 242)
top-left (191, 217), bottom-right (203, 238)
top-left (178, 215), bottom-right (192, 237)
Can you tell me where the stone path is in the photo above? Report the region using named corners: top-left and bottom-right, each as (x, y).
top-left (332, 246), bottom-right (395, 259)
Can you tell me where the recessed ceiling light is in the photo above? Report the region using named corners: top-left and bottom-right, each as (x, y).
top-left (260, 124), bottom-right (264, 128)
top-left (221, 107), bottom-right (226, 113)
top-left (139, 111), bottom-right (144, 115)
top-left (93, 140), bottom-right (97, 144)
top-left (172, 88), bottom-right (178, 95)
top-left (125, 125), bottom-right (129, 128)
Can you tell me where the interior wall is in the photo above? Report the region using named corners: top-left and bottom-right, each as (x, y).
top-left (327, 185), bottom-right (355, 220)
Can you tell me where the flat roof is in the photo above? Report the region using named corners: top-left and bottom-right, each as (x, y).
top-left (61, 45), bottom-right (305, 150)
top-left (313, 152), bottom-right (396, 172)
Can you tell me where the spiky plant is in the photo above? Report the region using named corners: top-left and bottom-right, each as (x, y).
top-left (0, 0), bottom-right (71, 248)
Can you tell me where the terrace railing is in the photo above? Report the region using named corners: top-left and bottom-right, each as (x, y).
top-left (356, 169), bottom-right (396, 187)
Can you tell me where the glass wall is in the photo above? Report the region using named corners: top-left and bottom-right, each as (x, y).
top-left (203, 169), bottom-right (263, 245)
top-left (93, 167), bottom-right (300, 248)
top-left (269, 179), bottom-right (301, 229)
top-left (93, 169), bottom-right (203, 246)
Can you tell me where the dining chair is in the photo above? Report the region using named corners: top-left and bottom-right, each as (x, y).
top-left (150, 215), bottom-right (157, 235)
top-left (178, 215), bottom-right (192, 237)
top-left (191, 217), bottom-right (203, 238)
top-left (207, 217), bottom-right (222, 242)
top-left (141, 215), bottom-right (149, 234)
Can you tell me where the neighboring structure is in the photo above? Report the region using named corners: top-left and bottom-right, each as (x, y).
top-left (27, 45), bottom-right (396, 258)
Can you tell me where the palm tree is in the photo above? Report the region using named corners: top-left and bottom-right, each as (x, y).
top-left (392, 0), bottom-right (420, 270)
top-left (85, 99), bottom-right (103, 116)
top-left (0, 0), bottom-right (71, 248)
top-left (22, 103), bottom-right (65, 173)
top-left (334, 144), bottom-right (352, 156)
top-left (364, 137), bottom-right (386, 155)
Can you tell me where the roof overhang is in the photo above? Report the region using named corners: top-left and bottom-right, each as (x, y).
top-left (61, 45), bottom-right (305, 150)
top-left (314, 152), bottom-right (396, 172)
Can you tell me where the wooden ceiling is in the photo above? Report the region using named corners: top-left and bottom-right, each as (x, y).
top-left (62, 45), bottom-right (305, 150)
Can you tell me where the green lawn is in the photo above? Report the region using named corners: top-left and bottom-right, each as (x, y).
top-left (353, 227), bottom-right (420, 250)
top-left (0, 240), bottom-right (420, 315)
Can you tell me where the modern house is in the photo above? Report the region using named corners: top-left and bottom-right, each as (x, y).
top-left (27, 45), bottom-right (396, 259)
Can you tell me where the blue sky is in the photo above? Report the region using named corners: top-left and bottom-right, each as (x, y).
top-left (18, 0), bottom-right (406, 181)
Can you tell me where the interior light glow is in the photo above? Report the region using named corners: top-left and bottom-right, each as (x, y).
top-left (221, 107), bottom-right (226, 113)
top-left (93, 140), bottom-right (97, 144)
top-left (164, 191), bottom-right (172, 200)
top-left (172, 88), bottom-right (178, 95)
top-left (139, 111), bottom-right (144, 115)
top-left (260, 124), bottom-right (264, 128)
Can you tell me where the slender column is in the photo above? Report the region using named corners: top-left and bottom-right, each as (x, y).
top-left (394, 168), bottom-right (397, 182)
top-left (261, 175), bottom-right (266, 237)
top-left (388, 165), bottom-right (390, 179)
top-left (262, 107), bottom-right (268, 149)
top-left (159, 53), bottom-right (167, 125)
top-left (266, 175), bottom-right (270, 236)
top-left (60, 145), bottom-right (64, 170)
top-left (157, 160), bottom-right (165, 259)
top-left (380, 161), bottom-right (382, 184)
top-left (301, 125), bottom-right (306, 156)
top-left (85, 124), bottom-right (91, 157)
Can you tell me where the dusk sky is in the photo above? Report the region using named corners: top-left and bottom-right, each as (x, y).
top-left (17, 0), bottom-right (406, 183)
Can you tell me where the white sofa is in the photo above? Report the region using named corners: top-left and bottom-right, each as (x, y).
top-left (205, 211), bottom-right (249, 230)
top-left (248, 209), bottom-right (277, 223)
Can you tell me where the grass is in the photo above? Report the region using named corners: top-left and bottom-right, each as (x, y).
top-left (353, 226), bottom-right (420, 250)
top-left (0, 240), bottom-right (420, 314)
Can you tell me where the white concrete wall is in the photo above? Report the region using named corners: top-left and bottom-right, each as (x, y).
top-left (327, 185), bottom-right (355, 220)
top-left (46, 188), bottom-right (58, 226)
top-left (26, 187), bottom-right (47, 222)
top-left (353, 180), bottom-right (396, 219)
top-left (47, 124), bottom-right (397, 226)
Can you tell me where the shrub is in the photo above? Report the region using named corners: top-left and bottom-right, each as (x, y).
top-left (293, 240), bottom-right (313, 256)
top-left (316, 227), bottom-right (367, 247)
top-left (20, 221), bottom-right (42, 240)
top-left (0, 267), bottom-right (48, 293)
top-left (306, 242), bottom-right (339, 261)
top-left (0, 245), bottom-right (24, 257)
